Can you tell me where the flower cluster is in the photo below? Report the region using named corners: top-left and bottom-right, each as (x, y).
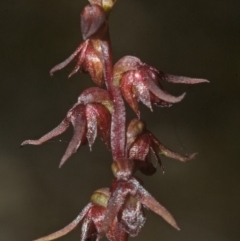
top-left (24, 0), bottom-right (208, 240)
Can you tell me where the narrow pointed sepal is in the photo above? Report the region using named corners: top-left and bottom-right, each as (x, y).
top-left (150, 133), bottom-right (197, 162)
top-left (50, 42), bottom-right (86, 76)
top-left (50, 38), bottom-right (106, 86)
top-left (135, 183), bottom-right (180, 230)
top-left (68, 41), bottom-right (89, 78)
top-left (21, 119), bottom-right (70, 146)
top-left (144, 75), bottom-right (186, 103)
top-left (33, 203), bottom-right (93, 241)
top-left (59, 104), bottom-right (87, 167)
top-left (160, 72), bottom-right (209, 84)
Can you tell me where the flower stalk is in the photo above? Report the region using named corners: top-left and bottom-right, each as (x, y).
top-left (22, 1), bottom-right (208, 240)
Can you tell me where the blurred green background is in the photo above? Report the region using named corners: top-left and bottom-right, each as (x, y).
top-left (0, 0), bottom-right (239, 240)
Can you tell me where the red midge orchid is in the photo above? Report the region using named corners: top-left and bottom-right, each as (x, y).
top-left (22, 0), bottom-right (208, 240)
top-left (126, 118), bottom-right (197, 174)
top-left (114, 56), bottom-right (208, 117)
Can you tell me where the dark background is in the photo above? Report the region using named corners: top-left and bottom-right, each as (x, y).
top-left (1, 0), bottom-right (239, 240)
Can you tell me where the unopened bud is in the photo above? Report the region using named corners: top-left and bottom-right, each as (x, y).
top-left (81, 5), bottom-right (107, 40)
top-left (89, 0), bottom-right (117, 14)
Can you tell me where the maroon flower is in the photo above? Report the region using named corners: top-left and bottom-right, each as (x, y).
top-left (32, 188), bottom-right (128, 241)
top-left (50, 4), bottom-right (108, 86)
top-left (98, 160), bottom-right (180, 237)
top-left (50, 38), bottom-right (105, 86)
top-left (21, 88), bottom-right (113, 167)
top-left (114, 56), bottom-right (208, 117)
top-left (126, 119), bottom-right (196, 174)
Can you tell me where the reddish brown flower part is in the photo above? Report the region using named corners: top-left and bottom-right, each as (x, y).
top-left (99, 172), bottom-right (180, 237)
top-left (32, 188), bottom-right (128, 241)
top-left (21, 88), bottom-right (113, 167)
top-left (126, 119), bottom-right (197, 174)
top-left (50, 4), bottom-right (109, 86)
top-left (50, 39), bottom-right (106, 86)
top-left (114, 56), bottom-right (208, 117)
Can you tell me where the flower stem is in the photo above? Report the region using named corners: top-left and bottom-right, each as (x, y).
top-left (100, 34), bottom-right (126, 161)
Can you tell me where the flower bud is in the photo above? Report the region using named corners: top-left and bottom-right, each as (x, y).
top-left (89, 0), bottom-right (117, 14)
top-left (81, 4), bottom-right (107, 40)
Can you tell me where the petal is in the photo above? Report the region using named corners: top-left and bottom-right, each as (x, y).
top-left (133, 72), bottom-right (152, 111)
top-left (49, 41), bottom-right (88, 76)
top-left (129, 133), bottom-right (151, 161)
top-left (150, 133), bottom-right (197, 162)
top-left (144, 75), bottom-right (186, 103)
top-left (59, 104), bottom-right (87, 167)
top-left (133, 180), bottom-right (180, 230)
top-left (159, 72), bottom-right (209, 84)
top-left (86, 103), bottom-right (111, 149)
top-left (95, 106), bottom-right (111, 149)
top-left (33, 203), bottom-right (93, 241)
top-left (86, 104), bottom-right (98, 150)
top-left (120, 71), bottom-right (140, 116)
top-left (21, 119), bottom-right (70, 146)
top-left (68, 40), bottom-right (89, 78)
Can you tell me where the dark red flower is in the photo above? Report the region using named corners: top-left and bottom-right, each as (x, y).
top-left (50, 4), bottom-right (109, 86)
top-left (32, 188), bottom-right (128, 241)
top-left (50, 39), bottom-right (106, 86)
top-left (126, 119), bottom-right (196, 174)
top-left (21, 88), bottom-right (113, 167)
top-left (98, 161), bottom-right (180, 237)
top-left (114, 56), bottom-right (208, 117)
